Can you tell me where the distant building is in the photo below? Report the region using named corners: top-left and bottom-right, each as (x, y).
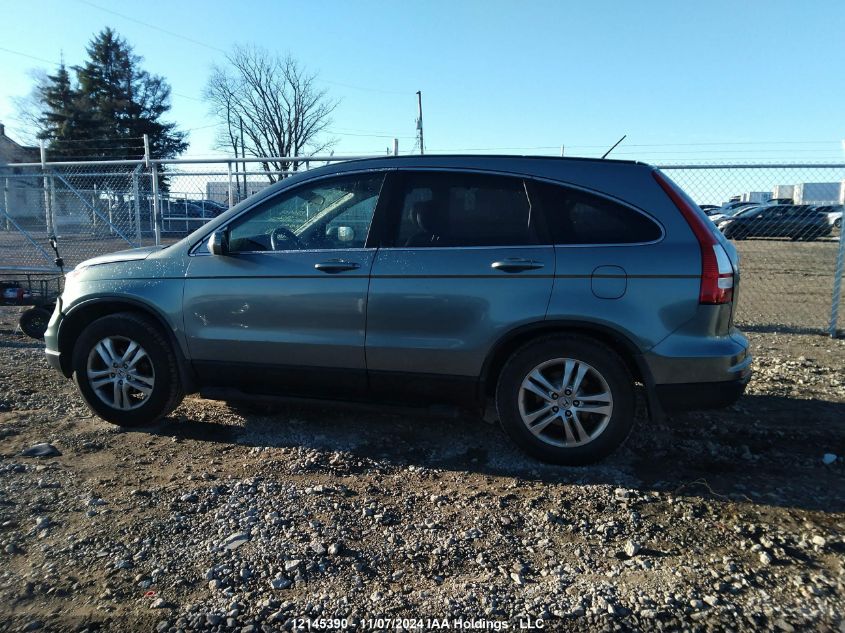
top-left (771, 184), bottom-right (795, 202)
top-left (739, 191), bottom-right (770, 203)
top-left (206, 181), bottom-right (270, 205)
top-left (0, 122), bottom-right (44, 227)
top-left (0, 122), bottom-right (39, 164)
top-left (791, 182), bottom-right (840, 205)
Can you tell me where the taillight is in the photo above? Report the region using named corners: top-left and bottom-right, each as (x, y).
top-left (653, 171), bottom-right (734, 304)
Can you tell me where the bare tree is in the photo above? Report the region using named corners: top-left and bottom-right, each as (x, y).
top-left (11, 69), bottom-right (51, 146)
top-left (204, 46), bottom-right (338, 181)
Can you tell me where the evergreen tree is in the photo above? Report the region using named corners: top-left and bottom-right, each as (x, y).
top-left (37, 28), bottom-right (187, 161)
top-left (37, 63), bottom-right (98, 159)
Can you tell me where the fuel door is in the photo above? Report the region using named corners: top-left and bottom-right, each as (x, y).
top-left (591, 265), bottom-right (627, 299)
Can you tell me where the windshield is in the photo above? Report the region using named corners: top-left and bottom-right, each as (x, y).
top-left (730, 206), bottom-right (761, 218)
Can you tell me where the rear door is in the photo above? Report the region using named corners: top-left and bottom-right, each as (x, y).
top-left (365, 169), bottom-right (555, 404)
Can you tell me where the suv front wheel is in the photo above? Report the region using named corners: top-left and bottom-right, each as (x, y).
top-left (496, 335), bottom-right (635, 465)
top-left (71, 312), bottom-right (184, 426)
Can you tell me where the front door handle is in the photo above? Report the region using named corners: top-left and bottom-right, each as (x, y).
top-left (491, 258), bottom-right (544, 273)
top-left (314, 260), bottom-right (361, 273)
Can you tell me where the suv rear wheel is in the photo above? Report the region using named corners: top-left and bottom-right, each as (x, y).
top-left (71, 312), bottom-right (184, 426)
top-left (496, 335), bottom-right (635, 465)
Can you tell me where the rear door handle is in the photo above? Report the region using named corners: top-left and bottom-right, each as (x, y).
top-left (491, 258), bottom-right (544, 273)
top-left (314, 260), bottom-right (361, 273)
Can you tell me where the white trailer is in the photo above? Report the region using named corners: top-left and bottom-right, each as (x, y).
top-left (739, 191), bottom-right (770, 203)
top-left (793, 182), bottom-right (840, 205)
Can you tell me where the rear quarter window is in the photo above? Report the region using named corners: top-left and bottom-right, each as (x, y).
top-left (533, 181), bottom-right (662, 245)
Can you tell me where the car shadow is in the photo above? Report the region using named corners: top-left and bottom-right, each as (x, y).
top-left (144, 393), bottom-right (845, 514)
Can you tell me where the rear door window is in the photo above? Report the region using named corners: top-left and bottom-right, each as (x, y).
top-left (533, 181), bottom-right (662, 245)
top-left (389, 171), bottom-right (539, 247)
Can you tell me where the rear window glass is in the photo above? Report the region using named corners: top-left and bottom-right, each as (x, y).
top-left (534, 181), bottom-right (662, 245)
top-left (393, 171), bottom-right (538, 247)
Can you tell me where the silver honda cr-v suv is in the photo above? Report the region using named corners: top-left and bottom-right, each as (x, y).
top-left (44, 156), bottom-right (751, 464)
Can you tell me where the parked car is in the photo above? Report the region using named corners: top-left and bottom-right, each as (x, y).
top-left (44, 156), bottom-right (751, 465)
top-left (814, 205), bottom-right (843, 230)
top-left (708, 203), bottom-right (762, 224)
top-left (699, 204), bottom-right (721, 215)
top-left (721, 201), bottom-right (759, 212)
top-left (717, 204), bottom-right (831, 240)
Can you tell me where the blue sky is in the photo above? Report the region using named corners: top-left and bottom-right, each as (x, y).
top-left (1, 0), bottom-right (843, 162)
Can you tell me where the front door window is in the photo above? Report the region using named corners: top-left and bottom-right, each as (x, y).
top-left (227, 173), bottom-right (385, 252)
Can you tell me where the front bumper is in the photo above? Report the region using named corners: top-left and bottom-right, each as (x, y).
top-left (44, 298), bottom-right (67, 376)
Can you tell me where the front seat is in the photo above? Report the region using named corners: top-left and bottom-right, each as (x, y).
top-left (404, 200), bottom-right (448, 247)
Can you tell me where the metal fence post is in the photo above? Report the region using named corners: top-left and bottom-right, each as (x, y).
top-left (227, 161), bottom-right (234, 207)
top-left (829, 227), bottom-right (845, 337)
top-left (3, 176), bottom-right (10, 231)
top-left (151, 164), bottom-right (162, 246)
top-left (107, 194), bottom-right (114, 235)
top-left (132, 165), bottom-right (142, 246)
top-left (40, 141), bottom-right (54, 235)
top-left (144, 134), bottom-right (162, 246)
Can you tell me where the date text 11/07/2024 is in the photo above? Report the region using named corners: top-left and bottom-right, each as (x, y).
top-left (292, 617), bottom-right (547, 630)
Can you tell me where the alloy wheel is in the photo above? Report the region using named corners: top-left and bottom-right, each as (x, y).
top-left (517, 358), bottom-right (613, 448)
top-left (86, 336), bottom-right (155, 411)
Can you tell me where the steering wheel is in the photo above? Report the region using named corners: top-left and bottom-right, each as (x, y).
top-left (270, 226), bottom-right (304, 251)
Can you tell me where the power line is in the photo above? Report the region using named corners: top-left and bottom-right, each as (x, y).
top-left (74, 0), bottom-right (228, 54)
top-left (0, 46), bottom-right (58, 65)
top-left (326, 129), bottom-right (415, 139)
top-left (320, 79), bottom-right (411, 96)
top-left (172, 92), bottom-right (204, 103)
top-left (184, 123), bottom-right (221, 133)
top-left (74, 0), bottom-right (414, 97)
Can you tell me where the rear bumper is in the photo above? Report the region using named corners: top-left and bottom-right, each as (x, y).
top-left (644, 327), bottom-right (752, 412)
top-left (655, 374), bottom-right (750, 412)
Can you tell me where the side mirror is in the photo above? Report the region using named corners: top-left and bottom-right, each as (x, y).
top-left (208, 230), bottom-right (229, 256)
top-left (337, 226), bottom-right (355, 243)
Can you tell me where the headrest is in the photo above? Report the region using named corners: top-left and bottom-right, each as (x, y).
top-left (410, 200), bottom-right (447, 234)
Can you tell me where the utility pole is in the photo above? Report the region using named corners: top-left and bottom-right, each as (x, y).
top-left (416, 90), bottom-right (424, 155)
top-left (232, 132), bottom-right (241, 202)
top-left (239, 116), bottom-right (247, 197)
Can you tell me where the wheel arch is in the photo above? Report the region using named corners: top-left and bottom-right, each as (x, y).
top-left (479, 320), bottom-right (660, 416)
top-left (57, 297), bottom-right (197, 392)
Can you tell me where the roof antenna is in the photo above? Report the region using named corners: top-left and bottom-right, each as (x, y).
top-left (601, 134), bottom-right (627, 159)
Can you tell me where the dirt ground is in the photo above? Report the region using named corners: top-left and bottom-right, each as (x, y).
top-left (0, 306), bottom-right (843, 632)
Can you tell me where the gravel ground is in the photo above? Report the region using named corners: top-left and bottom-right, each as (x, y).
top-left (0, 306), bottom-right (843, 632)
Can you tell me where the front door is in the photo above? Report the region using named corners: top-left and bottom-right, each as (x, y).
top-left (365, 170), bottom-right (555, 405)
top-left (183, 171), bottom-right (386, 398)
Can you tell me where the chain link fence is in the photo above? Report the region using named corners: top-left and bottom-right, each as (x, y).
top-left (2, 157), bottom-right (844, 335)
top-left (660, 163), bottom-right (845, 335)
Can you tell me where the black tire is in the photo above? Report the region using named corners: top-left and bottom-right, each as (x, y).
top-left (71, 312), bottom-right (183, 427)
top-left (835, 218), bottom-right (842, 230)
top-left (496, 335), bottom-right (635, 465)
top-left (729, 227), bottom-right (749, 240)
top-left (19, 307), bottom-right (52, 340)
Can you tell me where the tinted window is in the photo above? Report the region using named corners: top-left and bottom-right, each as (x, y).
top-left (392, 172), bottom-right (537, 247)
top-left (534, 181), bottom-right (662, 245)
top-left (783, 206), bottom-right (820, 217)
top-left (228, 173), bottom-right (384, 252)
